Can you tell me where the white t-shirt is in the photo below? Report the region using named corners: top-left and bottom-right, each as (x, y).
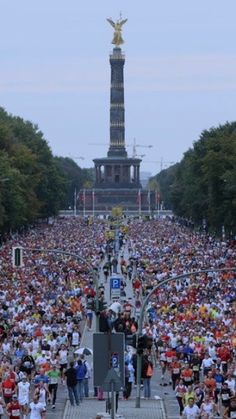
top-left (38, 388), bottom-right (47, 407)
top-left (18, 381), bottom-right (30, 404)
top-left (59, 349), bottom-right (68, 365)
top-left (202, 357), bottom-right (213, 368)
top-left (183, 404), bottom-right (200, 418)
top-left (29, 402), bottom-right (45, 419)
top-left (72, 332), bottom-right (79, 346)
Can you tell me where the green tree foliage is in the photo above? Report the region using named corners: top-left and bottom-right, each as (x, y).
top-left (153, 122), bottom-right (236, 235)
top-left (0, 107), bottom-right (67, 232)
top-left (53, 157), bottom-right (94, 209)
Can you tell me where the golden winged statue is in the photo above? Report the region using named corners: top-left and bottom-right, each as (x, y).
top-left (107, 16), bottom-right (128, 46)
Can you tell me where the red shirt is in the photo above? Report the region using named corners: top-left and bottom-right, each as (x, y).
top-left (2, 379), bottom-right (15, 399)
top-left (7, 401), bottom-right (21, 419)
top-left (133, 280), bottom-right (141, 290)
top-left (166, 349), bottom-right (176, 363)
top-left (217, 347), bottom-right (231, 362)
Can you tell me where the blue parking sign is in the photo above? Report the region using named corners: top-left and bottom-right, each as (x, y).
top-left (110, 277), bottom-right (121, 299)
top-left (110, 277), bottom-right (121, 289)
top-left (111, 352), bottom-right (119, 369)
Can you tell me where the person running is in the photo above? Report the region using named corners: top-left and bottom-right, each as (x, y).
top-left (171, 357), bottom-right (182, 390)
top-left (175, 378), bottom-right (187, 417)
top-left (34, 382), bottom-right (48, 419)
top-left (199, 394), bottom-right (216, 418)
top-left (221, 382), bottom-right (233, 418)
top-left (58, 344), bottom-right (68, 384)
top-left (2, 373), bottom-right (16, 404)
top-left (182, 397), bottom-right (200, 418)
top-left (17, 376), bottom-right (30, 419)
top-left (6, 395), bottom-right (21, 419)
top-left (181, 363), bottom-right (194, 387)
top-left (47, 364), bottom-right (60, 409)
top-left (29, 395), bottom-right (45, 419)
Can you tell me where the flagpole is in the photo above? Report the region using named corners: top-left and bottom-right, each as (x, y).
top-left (139, 189), bottom-right (141, 218)
top-left (74, 188), bottom-right (77, 216)
top-left (157, 193), bottom-right (160, 218)
top-left (92, 189), bottom-right (95, 218)
top-left (83, 189), bottom-right (86, 218)
top-left (148, 189), bottom-right (151, 216)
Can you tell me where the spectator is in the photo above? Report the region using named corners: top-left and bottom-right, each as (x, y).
top-left (75, 359), bottom-right (87, 403)
top-left (65, 362), bottom-right (79, 406)
top-left (142, 354), bottom-right (153, 399)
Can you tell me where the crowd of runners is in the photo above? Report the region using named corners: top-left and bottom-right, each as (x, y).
top-left (0, 215), bottom-right (235, 418)
top-left (0, 217), bottom-right (106, 418)
top-left (124, 218), bottom-right (236, 418)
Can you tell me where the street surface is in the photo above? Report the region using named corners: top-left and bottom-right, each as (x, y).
top-left (62, 243), bottom-right (180, 419)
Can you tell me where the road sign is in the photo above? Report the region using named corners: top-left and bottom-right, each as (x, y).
top-left (103, 368), bottom-right (122, 392)
top-left (110, 276), bottom-right (121, 299)
top-left (111, 352), bottom-right (119, 369)
top-left (93, 333), bottom-right (124, 388)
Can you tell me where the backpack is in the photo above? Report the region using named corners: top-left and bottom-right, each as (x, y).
top-left (76, 363), bottom-right (87, 380)
top-left (146, 363), bottom-right (153, 377)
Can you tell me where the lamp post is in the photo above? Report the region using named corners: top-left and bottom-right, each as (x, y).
top-left (135, 266), bottom-right (236, 408)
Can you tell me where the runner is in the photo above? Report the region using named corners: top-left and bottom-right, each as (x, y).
top-left (17, 376), bottom-right (30, 419)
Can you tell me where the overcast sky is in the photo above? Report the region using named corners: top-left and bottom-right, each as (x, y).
top-left (1, 1), bottom-right (236, 174)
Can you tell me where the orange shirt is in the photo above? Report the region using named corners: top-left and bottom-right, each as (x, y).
top-left (204, 377), bottom-right (216, 391)
top-left (171, 361), bottom-right (181, 375)
top-left (181, 368), bottom-right (193, 382)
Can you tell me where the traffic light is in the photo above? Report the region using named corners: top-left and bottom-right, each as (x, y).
top-left (137, 336), bottom-right (146, 355)
top-left (98, 299), bottom-right (108, 313)
top-left (12, 247), bottom-right (23, 268)
top-left (146, 336), bottom-right (153, 350)
top-left (86, 297), bottom-right (95, 311)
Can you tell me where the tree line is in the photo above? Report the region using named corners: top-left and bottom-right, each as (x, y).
top-left (0, 107), bottom-right (92, 234)
top-left (152, 122), bottom-right (236, 236)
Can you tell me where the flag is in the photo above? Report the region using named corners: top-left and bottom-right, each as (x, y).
top-left (155, 191), bottom-right (160, 207)
top-left (137, 189), bottom-right (141, 204)
top-left (92, 190), bottom-right (95, 212)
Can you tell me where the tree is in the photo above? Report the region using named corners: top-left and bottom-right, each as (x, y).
top-left (54, 157), bottom-right (94, 209)
top-left (0, 107), bottom-right (66, 232)
top-left (152, 122), bottom-right (236, 235)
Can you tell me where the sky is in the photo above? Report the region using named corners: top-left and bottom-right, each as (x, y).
top-left (1, 1), bottom-right (236, 175)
